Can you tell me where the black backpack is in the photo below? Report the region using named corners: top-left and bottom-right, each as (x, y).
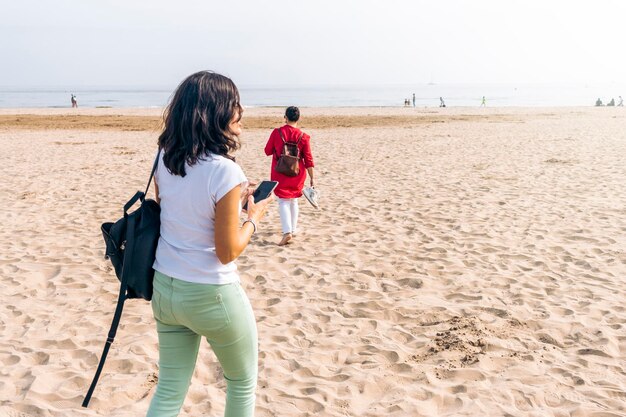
top-left (82, 150), bottom-right (161, 407)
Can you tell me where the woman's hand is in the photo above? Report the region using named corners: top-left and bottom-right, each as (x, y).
top-left (215, 183), bottom-right (272, 265)
top-left (240, 181), bottom-right (258, 211)
top-left (246, 194), bottom-right (272, 223)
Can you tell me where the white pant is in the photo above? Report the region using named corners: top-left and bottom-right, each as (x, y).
top-left (278, 198), bottom-right (299, 235)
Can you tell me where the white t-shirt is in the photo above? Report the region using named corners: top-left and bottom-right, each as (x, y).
top-left (153, 152), bottom-right (247, 284)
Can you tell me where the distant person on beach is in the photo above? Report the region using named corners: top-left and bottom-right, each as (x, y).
top-left (480, 96), bottom-right (486, 107)
top-left (607, 98), bottom-right (615, 107)
top-left (412, 93), bottom-right (416, 107)
top-left (147, 71), bottom-right (272, 417)
top-left (439, 97), bottom-right (446, 107)
top-left (619, 96), bottom-right (624, 106)
top-left (264, 106), bottom-right (315, 246)
top-left (595, 98), bottom-right (604, 106)
top-left (71, 94), bottom-right (77, 108)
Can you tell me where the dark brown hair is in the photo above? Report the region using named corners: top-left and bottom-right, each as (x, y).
top-left (285, 106), bottom-right (300, 122)
top-left (158, 71), bottom-right (243, 177)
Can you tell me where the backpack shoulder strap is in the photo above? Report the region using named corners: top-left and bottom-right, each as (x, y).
top-left (144, 149), bottom-right (161, 196)
top-left (278, 127), bottom-right (287, 144)
top-left (274, 128), bottom-right (285, 159)
top-left (292, 133), bottom-right (304, 159)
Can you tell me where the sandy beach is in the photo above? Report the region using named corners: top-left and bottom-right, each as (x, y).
top-left (0, 106), bottom-right (625, 416)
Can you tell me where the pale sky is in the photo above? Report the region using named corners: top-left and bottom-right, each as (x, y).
top-left (1, 0), bottom-right (625, 88)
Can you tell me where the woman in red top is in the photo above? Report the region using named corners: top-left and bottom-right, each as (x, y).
top-left (264, 106), bottom-right (315, 246)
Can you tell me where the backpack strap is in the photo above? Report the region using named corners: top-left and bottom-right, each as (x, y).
top-left (81, 233), bottom-right (131, 407)
top-left (274, 128), bottom-right (286, 160)
top-left (277, 127), bottom-right (287, 144)
top-left (294, 133), bottom-right (304, 158)
top-left (144, 149), bottom-right (161, 196)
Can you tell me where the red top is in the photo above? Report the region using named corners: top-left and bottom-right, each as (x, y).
top-left (264, 125), bottom-right (314, 199)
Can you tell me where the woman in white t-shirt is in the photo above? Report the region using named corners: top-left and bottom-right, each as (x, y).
top-left (146, 71), bottom-right (272, 417)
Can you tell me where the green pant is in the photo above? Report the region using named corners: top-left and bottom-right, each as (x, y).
top-left (147, 271), bottom-right (258, 417)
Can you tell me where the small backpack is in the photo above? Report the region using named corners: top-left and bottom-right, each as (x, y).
top-left (82, 150), bottom-right (161, 407)
top-left (274, 128), bottom-right (303, 177)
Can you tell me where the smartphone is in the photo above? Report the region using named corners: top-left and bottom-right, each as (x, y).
top-left (242, 180), bottom-right (278, 211)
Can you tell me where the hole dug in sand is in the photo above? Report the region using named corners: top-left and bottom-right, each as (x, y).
top-left (410, 316), bottom-right (498, 370)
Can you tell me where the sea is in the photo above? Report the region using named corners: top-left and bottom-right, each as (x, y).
top-left (0, 83), bottom-right (624, 108)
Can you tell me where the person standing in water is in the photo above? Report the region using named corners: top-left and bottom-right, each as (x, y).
top-left (264, 106), bottom-right (315, 246)
top-left (480, 96), bottom-right (486, 107)
top-left (71, 94), bottom-right (78, 108)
